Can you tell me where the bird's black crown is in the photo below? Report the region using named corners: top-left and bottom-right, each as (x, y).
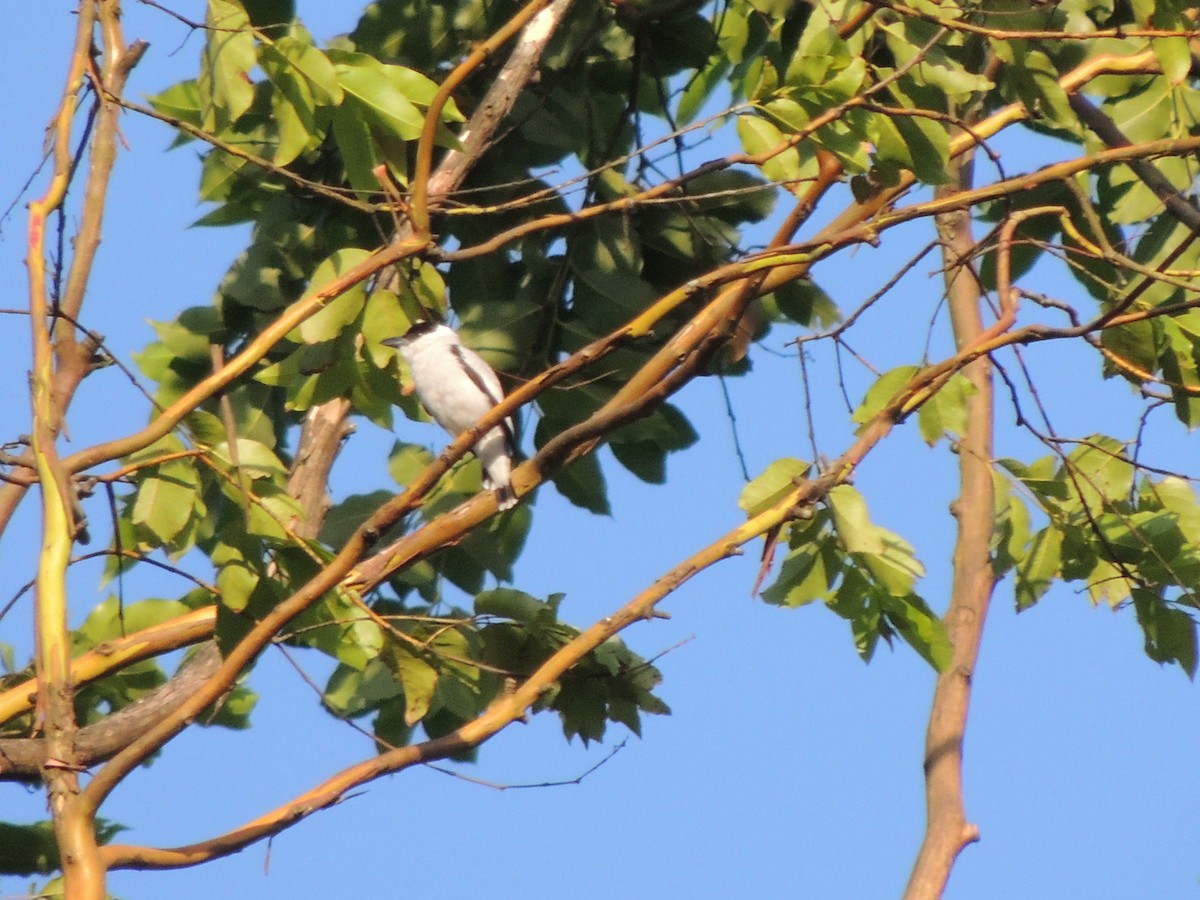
top-left (381, 319), bottom-right (440, 348)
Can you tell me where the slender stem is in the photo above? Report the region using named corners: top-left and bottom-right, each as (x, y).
top-left (408, 0), bottom-right (555, 232)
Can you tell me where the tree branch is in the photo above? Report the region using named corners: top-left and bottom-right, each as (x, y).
top-left (1067, 92), bottom-right (1200, 233)
top-left (0, 643), bottom-right (221, 782)
top-left (101, 418), bottom-right (901, 872)
top-left (24, 2), bottom-right (107, 892)
top-left (0, 608), bottom-right (216, 729)
top-left (0, 0), bottom-right (583, 802)
top-left (285, 0), bottom-right (576, 541)
top-left (904, 153), bottom-right (995, 898)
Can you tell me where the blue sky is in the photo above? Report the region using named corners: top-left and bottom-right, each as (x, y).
top-left (2, 5), bottom-right (1199, 899)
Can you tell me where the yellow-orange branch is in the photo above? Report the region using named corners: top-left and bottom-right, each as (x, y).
top-left (0, 608), bottom-right (216, 725)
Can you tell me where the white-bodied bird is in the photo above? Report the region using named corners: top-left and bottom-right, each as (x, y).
top-left (382, 322), bottom-right (518, 510)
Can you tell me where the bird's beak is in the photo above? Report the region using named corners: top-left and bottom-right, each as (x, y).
top-left (380, 337), bottom-right (405, 349)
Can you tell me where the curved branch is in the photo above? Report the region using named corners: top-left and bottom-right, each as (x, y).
top-left (0, 643), bottom-right (221, 782)
top-left (101, 417), bottom-right (900, 872)
top-left (0, 608), bottom-right (216, 728)
top-left (409, 0), bottom-right (558, 231)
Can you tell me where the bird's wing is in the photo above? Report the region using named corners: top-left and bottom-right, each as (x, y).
top-left (450, 343), bottom-right (516, 453)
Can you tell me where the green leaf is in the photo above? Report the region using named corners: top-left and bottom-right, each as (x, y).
top-left (678, 54), bottom-right (730, 124)
top-left (917, 373), bottom-right (977, 445)
top-left (827, 484), bottom-right (881, 555)
top-left (686, 169), bottom-right (776, 225)
top-left (372, 697), bottom-right (415, 751)
top-left (202, 683), bottom-right (258, 729)
top-left (852, 365), bottom-right (919, 426)
top-left (75, 597), bottom-right (193, 647)
top-left (331, 103), bottom-right (381, 194)
top-left (1064, 436), bottom-right (1133, 511)
top-left (555, 677), bottom-right (608, 745)
top-left (1100, 319), bottom-right (1158, 383)
top-left (1016, 526), bottom-right (1063, 610)
top-left (761, 525), bottom-right (839, 608)
top-left (320, 491), bottom-right (397, 550)
top-left (612, 403), bottom-right (698, 453)
top-left (147, 80), bottom-right (204, 132)
top-left (148, 308), bottom-right (222, 364)
top-left (211, 438), bottom-right (288, 480)
top-left (457, 505), bottom-right (532, 584)
top-left (258, 35), bottom-right (344, 165)
top-left (1002, 454), bottom-right (1070, 503)
top-left (1144, 0), bottom-right (1191, 85)
top-left (265, 35), bottom-right (342, 104)
top-left (877, 15), bottom-right (979, 96)
top-left (334, 57), bottom-right (427, 141)
top-left (990, 39), bottom-right (1077, 130)
top-left (880, 594), bottom-right (952, 671)
top-left (295, 248), bottom-right (372, 343)
top-left (609, 441), bottom-right (666, 484)
top-left (862, 531), bottom-right (925, 597)
top-left (828, 484), bottom-right (924, 595)
top-left (199, 0), bottom-right (257, 133)
top-left (0, 821), bottom-right (60, 876)
top-left (216, 560), bottom-right (260, 613)
top-left (1133, 589), bottom-right (1198, 677)
top-left (1160, 317), bottom-right (1200, 426)
top-left (871, 111), bottom-right (951, 185)
top-left (243, 483), bottom-right (304, 542)
top-left (1156, 477), bottom-right (1200, 545)
top-left (573, 212), bottom-right (641, 275)
top-left (763, 278), bottom-right (840, 328)
top-left (552, 453), bottom-right (612, 516)
top-left (991, 473), bottom-right (1032, 578)
top-left (0, 819), bottom-right (127, 877)
top-left (475, 588), bottom-right (557, 625)
top-left (607, 405), bottom-right (697, 484)
top-left (362, 289), bottom-right (413, 369)
top-left (571, 268), bottom-right (659, 329)
top-left (243, 0), bottom-right (292, 33)
top-left (270, 77), bottom-right (318, 167)
top-left (381, 646), bottom-right (439, 726)
top-left (387, 441), bottom-right (436, 487)
top-left (132, 460), bottom-right (199, 546)
top-left (827, 568), bottom-right (881, 662)
top-left (737, 114), bottom-right (802, 184)
top-left (740, 457), bottom-right (811, 517)
top-left (324, 660), bottom-right (403, 718)
top-left (199, 148), bottom-right (253, 205)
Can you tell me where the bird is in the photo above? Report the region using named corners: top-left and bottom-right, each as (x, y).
top-left (382, 321), bottom-right (518, 510)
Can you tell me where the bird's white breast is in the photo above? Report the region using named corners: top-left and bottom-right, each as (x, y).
top-left (402, 329), bottom-right (504, 436)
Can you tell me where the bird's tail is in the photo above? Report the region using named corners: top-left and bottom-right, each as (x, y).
top-left (494, 482), bottom-right (518, 511)
top-left (483, 453), bottom-right (518, 511)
